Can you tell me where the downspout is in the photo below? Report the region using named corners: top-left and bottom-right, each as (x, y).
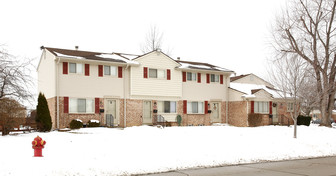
top-left (124, 64), bottom-right (129, 128)
top-left (226, 76), bottom-right (229, 124)
top-left (56, 57), bottom-right (60, 129)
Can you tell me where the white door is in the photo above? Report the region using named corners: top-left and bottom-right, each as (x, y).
top-left (272, 103), bottom-right (278, 124)
top-left (105, 99), bottom-right (117, 127)
top-left (143, 101), bottom-right (152, 124)
top-left (210, 102), bottom-right (221, 123)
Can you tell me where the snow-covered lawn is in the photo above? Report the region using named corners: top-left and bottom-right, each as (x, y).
top-left (1, 125), bottom-right (336, 176)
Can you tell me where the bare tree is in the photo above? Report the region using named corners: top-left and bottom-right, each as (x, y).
top-left (271, 0), bottom-right (336, 127)
top-left (268, 54), bottom-right (308, 138)
top-left (0, 47), bottom-right (34, 135)
top-left (140, 25), bottom-right (172, 56)
top-left (0, 47), bottom-right (34, 102)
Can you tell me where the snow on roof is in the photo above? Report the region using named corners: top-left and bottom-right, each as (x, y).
top-left (177, 61), bottom-right (233, 72)
top-left (96, 54), bottom-right (139, 65)
top-left (54, 51), bottom-right (86, 60)
top-left (230, 83), bottom-right (288, 99)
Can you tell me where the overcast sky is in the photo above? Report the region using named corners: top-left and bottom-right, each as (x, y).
top-left (1, 0), bottom-right (286, 104)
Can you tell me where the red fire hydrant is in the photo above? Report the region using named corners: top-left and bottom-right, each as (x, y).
top-left (32, 136), bottom-right (46, 157)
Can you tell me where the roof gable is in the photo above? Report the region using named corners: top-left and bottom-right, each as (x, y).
top-left (134, 50), bottom-right (181, 67)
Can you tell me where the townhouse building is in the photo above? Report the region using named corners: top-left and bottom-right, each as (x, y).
top-left (38, 47), bottom-right (233, 129)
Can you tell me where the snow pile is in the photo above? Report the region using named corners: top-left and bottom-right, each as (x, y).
top-left (0, 125), bottom-right (336, 176)
top-left (89, 119), bottom-right (99, 123)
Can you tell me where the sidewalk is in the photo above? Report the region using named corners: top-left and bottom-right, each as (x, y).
top-left (145, 156), bottom-right (336, 176)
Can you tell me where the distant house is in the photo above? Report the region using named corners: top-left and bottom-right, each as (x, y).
top-left (37, 47), bottom-right (234, 129)
top-left (228, 74), bottom-right (295, 126)
top-left (310, 110), bottom-right (336, 122)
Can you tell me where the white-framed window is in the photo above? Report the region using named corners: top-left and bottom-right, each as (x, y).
top-left (210, 74), bottom-right (219, 83)
top-left (157, 101), bottom-right (176, 113)
top-left (69, 63), bottom-right (83, 74)
top-left (104, 65), bottom-right (117, 76)
top-left (69, 98), bottom-right (94, 113)
top-left (187, 101), bottom-right (204, 114)
top-left (187, 72), bottom-right (197, 81)
top-left (149, 68), bottom-right (166, 79)
top-left (254, 101), bottom-right (269, 114)
top-left (287, 102), bottom-right (294, 112)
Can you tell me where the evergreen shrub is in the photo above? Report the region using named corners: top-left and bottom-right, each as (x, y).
top-left (70, 119), bottom-right (83, 129)
top-left (87, 120), bottom-right (100, 127)
top-left (297, 115), bottom-right (312, 126)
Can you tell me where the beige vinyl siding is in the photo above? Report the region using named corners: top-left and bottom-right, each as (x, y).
top-left (182, 73), bottom-right (229, 101)
top-left (228, 89), bottom-right (244, 101)
top-left (38, 49), bottom-right (56, 99)
top-left (233, 74), bottom-right (273, 87)
top-left (58, 62), bottom-right (128, 98)
top-left (130, 52), bottom-right (182, 97)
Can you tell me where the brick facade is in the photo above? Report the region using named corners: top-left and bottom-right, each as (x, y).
top-left (228, 101), bottom-right (248, 127)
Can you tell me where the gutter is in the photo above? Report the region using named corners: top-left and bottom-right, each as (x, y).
top-left (56, 57), bottom-right (60, 129)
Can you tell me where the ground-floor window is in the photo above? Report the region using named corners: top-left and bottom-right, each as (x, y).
top-left (187, 101), bottom-right (204, 114)
top-left (157, 101), bottom-right (176, 113)
top-left (254, 101), bottom-right (269, 114)
top-left (69, 98), bottom-right (94, 113)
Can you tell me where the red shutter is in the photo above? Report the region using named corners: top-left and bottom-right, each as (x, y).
top-left (204, 101), bottom-right (208, 114)
top-left (197, 73), bottom-right (201, 83)
top-left (269, 101), bottom-right (272, 114)
top-left (95, 98), bottom-right (99, 114)
top-left (64, 97), bottom-right (69, 113)
top-left (183, 100), bottom-right (187, 114)
top-left (251, 101), bottom-right (254, 113)
top-left (206, 74), bottom-right (210, 83)
top-left (98, 65), bottom-right (103, 77)
top-left (144, 67), bottom-right (148, 78)
top-left (182, 72), bottom-right (186, 82)
top-left (220, 75), bottom-right (223, 84)
top-left (85, 64), bottom-right (90, 76)
top-left (63, 62), bottom-right (68, 74)
top-left (118, 66), bottom-right (122, 78)
top-left (167, 69), bottom-right (171, 80)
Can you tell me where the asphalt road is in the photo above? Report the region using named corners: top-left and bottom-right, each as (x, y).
top-left (145, 156), bottom-right (336, 176)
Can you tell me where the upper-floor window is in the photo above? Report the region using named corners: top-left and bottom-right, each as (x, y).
top-left (187, 101), bottom-right (204, 114)
top-left (69, 63), bottom-right (83, 74)
top-left (287, 102), bottom-right (294, 112)
top-left (210, 74), bottom-right (219, 83)
top-left (149, 68), bottom-right (166, 79)
top-left (254, 101), bottom-right (269, 114)
top-left (157, 101), bottom-right (176, 113)
top-left (69, 98), bottom-right (94, 113)
top-left (187, 72), bottom-right (197, 81)
top-left (104, 65), bottom-right (117, 76)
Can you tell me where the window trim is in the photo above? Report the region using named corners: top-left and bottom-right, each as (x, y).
top-left (69, 97), bottom-right (95, 114)
top-left (210, 74), bottom-right (219, 83)
top-left (287, 102), bottom-right (294, 112)
top-left (103, 65), bottom-right (117, 77)
top-left (148, 68), bottom-right (166, 79)
top-left (186, 72), bottom-right (197, 82)
top-left (69, 62), bottom-right (83, 74)
top-left (254, 101), bottom-right (269, 114)
top-left (187, 101), bottom-right (204, 114)
top-left (157, 101), bottom-right (177, 114)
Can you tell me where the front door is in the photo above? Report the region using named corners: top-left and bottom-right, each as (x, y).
top-left (143, 101), bottom-right (152, 124)
top-left (105, 99), bottom-right (117, 127)
top-left (272, 103), bottom-right (278, 124)
top-left (210, 102), bottom-right (221, 123)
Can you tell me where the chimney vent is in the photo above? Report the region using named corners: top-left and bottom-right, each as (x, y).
top-left (75, 46), bottom-right (79, 50)
top-left (177, 57), bottom-right (180, 60)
